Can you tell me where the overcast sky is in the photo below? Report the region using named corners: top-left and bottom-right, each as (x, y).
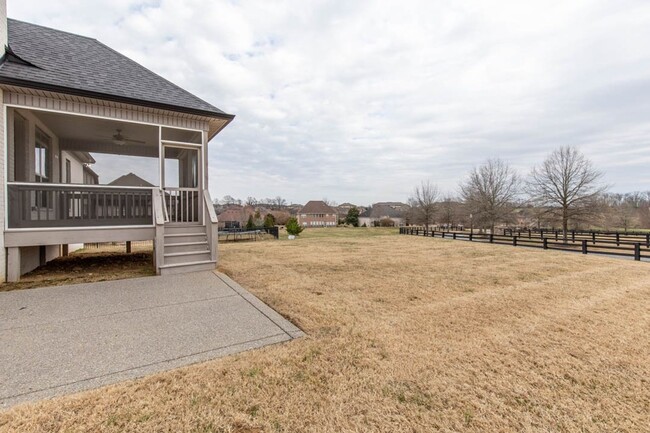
top-left (11, 0), bottom-right (650, 205)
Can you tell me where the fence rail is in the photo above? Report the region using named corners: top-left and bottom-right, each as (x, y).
top-left (400, 227), bottom-right (648, 261)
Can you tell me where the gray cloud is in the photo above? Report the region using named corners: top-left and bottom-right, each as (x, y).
top-left (10, 0), bottom-right (650, 204)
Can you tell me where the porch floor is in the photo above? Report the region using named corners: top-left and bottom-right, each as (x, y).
top-left (0, 271), bottom-right (304, 409)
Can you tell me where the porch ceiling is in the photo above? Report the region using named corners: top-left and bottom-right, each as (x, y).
top-left (28, 109), bottom-right (159, 158)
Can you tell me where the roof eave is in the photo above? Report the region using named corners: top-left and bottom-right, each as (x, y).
top-left (0, 76), bottom-right (236, 121)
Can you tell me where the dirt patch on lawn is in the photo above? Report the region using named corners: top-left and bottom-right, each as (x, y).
top-left (0, 251), bottom-right (155, 292)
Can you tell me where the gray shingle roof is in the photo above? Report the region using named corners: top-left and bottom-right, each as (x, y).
top-left (0, 19), bottom-right (233, 119)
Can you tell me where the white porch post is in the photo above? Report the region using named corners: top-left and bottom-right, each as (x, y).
top-left (7, 247), bottom-right (20, 282)
top-left (0, 93), bottom-right (6, 282)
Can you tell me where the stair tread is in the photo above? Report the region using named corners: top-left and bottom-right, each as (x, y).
top-left (159, 259), bottom-right (216, 269)
top-left (164, 241), bottom-right (208, 247)
top-left (164, 233), bottom-right (207, 237)
top-left (164, 250), bottom-right (210, 257)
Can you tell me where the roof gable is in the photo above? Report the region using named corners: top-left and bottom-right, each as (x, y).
top-left (0, 19), bottom-right (233, 120)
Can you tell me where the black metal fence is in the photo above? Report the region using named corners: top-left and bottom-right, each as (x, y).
top-left (218, 226), bottom-right (279, 242)
top-left (400, 227), bottom-right (649, 261)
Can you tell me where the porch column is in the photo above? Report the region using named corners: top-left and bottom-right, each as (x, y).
top-left (7, 247), bottom-right (20, 282)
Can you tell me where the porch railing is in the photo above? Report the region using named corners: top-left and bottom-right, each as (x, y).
top-left (7, 182), bottom-right (154, 229)
top-left (163, 187), bottom-right (200, 223)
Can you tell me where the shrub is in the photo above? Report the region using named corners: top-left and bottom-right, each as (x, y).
top-left (379, 218), bottom-right (395, 227)
top-left (286, 217), bottom-right (304, 236)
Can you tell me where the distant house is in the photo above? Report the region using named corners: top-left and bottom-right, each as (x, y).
top-left (336, 202), bottom-right (366, 221)
top-left (359, 203), bottom-right (408, 227)
top-left (217, 205), bottom-right (254, 229)
top-left (108, 172), bottom-right (154, 187)
top-left (298, 201), bottom-right (338, 227)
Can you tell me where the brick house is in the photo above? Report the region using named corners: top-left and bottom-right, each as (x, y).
top-left (298, 200), bottom-right (337, 227)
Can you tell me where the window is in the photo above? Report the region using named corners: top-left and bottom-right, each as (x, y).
top-left (34, 128), bottom-right (51, 183)
top-left (65, 159), bottom-right (71, 183)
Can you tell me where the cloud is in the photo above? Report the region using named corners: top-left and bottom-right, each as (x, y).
top-left (10, 0), bottom-right (650, 204)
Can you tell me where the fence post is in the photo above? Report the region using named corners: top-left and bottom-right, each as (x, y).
top-left (489, 233), bottom-right (494, 243)
top-left (634, 243), bottom-right (641, 261)
top-left (513, 236), bottom-right (517, 247)
top-left (543, 238), bottom-right (548, 250)
top-left (555, 231), bottom-right (558, 241)
top-left (582, 240), bottom-right (587, 254)
top-left (453, 232), bottom-right (456, 240)
top-left (441, 231), bottom-right (445, 239)
top-left (469, 232), bottom-right (473, 242)
top-left (646, 233), bottom-right (649, 248)
top-left (616, 233), bottom-right (620, 246)
top-left (540, 229), bottom-right (544, 239)
top-left (592, 232), bottom-right (596, 245)
top-left (572, 230), bottom-right (575, 242)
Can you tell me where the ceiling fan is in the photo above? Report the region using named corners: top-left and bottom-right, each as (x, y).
top-left (110, 129), bottom-right (146, 146)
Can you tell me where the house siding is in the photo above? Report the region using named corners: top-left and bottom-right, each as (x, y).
top-left (298, 213), bottom-right (338, 227)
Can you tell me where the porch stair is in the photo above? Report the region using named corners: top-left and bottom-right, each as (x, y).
top-left (158, 224), bottom-right (216, 275)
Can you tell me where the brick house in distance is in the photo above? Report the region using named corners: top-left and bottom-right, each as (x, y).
top-left (298, 200), bottom-right (337, 227)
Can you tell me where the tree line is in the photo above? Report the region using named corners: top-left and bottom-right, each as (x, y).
top-left (408, 145), bottom-right (644, 241)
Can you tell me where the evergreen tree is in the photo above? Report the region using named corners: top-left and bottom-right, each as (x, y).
top-left (263, 213), bottom-right (276, 228)
top-left (286, 217), bottom-right (304, 236)
top-left (345, 207), bottom-right (360, 227)
top-left (245, 215), bottom-right (255, 230)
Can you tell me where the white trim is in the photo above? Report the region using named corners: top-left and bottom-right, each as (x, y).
top-left (5, 103), bottom-right (205, 133)
top-left (7, 181), bottom-right (156, 190)
top-left (5, 224), bottom-right (155, 232)
top-left (3, 102), bottom-right (8, 232)
top-left (160, 140), bottom-right (202, 149)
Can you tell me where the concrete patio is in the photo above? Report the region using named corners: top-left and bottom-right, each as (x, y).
top-left (0, 271), bottom-right (303, 409)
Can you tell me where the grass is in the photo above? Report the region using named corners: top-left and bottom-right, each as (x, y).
top-left (1, 227), bottom-right (649, 432)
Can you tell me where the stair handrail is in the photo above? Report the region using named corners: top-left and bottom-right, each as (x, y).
top-left (203, 189), bottom-right (218, 224)
top-left (152, 188), bottom-right (168, 225)
top-left (203, 189), bottom-right (219, 262)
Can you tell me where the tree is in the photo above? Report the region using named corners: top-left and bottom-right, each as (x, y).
top-left (272, 196), bottom-right (287, 209)
top-left (345, 207), bottom-right (360, 227)
top-left (439, 195), bottom-right (457, 227)
top-left (263, 213), bottom-right (276, 228)
top-left (527, 146), bottom-right (606, 242)
top-left (460, 159), bottom-right (520, 233)
top-left (285, 217), bottom-right (304, 236)
top-left (245, 196), bottom-right (257, 207)
top-left (245, 215), bottom-right (255, 230)
top-left (408, 180), bottom-right (440, 230)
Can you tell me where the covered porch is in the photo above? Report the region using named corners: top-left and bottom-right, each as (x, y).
top-left (4, 103), bottom-right (219, 281)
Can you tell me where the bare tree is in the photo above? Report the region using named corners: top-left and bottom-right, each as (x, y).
top-left (272, 196), bottom-right (287, 209)
top-left (245, 196), bottom-right (257, 207)
top-left (322, 198), bottom-right (338, 207)
top-left (408, 180), bottom-right (440, 230)
top-left (460, 159), bottom-right (520, 233)
top-left (439, 195), bottom-right (458, 227)
top-left (527, 146), bottom-right (606, 242)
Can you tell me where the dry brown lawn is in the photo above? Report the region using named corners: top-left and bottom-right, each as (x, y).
top-left (1, 228), bottom-right (649, 432)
